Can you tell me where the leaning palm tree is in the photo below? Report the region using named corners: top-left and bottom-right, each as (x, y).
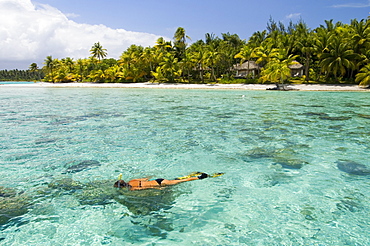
top-left (90, 42), bottom-right (107, 61)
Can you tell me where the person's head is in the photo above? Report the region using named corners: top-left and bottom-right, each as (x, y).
top-left (114, 180), bottom-right (128, 188)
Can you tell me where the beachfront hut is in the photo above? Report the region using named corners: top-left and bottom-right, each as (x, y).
top-left (233, 61), bottom-right (261, 78)
top-left (289, 61), bottom-right (304, 77)
top-left (234, 60), bottom-right (304, 78)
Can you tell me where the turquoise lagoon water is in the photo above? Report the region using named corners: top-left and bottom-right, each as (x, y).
top-left (0, 81), bottom-right (38, 84)
top-left (0, 87), bottom-right (369, 245)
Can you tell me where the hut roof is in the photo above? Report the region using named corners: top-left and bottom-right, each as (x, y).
top-left (288, 61), bottom-right (303, 69)
top-left (234, 61), bottom-right (261, 70)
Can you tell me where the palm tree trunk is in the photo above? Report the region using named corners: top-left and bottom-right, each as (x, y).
top-left (305, 53), bottom-right (310, 82)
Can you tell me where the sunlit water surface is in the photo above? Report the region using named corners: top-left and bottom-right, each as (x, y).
top-left (0, 87), bottom-right (369, 245)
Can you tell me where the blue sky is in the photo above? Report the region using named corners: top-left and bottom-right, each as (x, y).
top-left (35, 0), bottom-right (370, 40)
top-left (0, 0), bottom-right (369, 69)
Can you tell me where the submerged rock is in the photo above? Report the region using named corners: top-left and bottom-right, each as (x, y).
top-left (48, 178), bottom-right (84, 191)
top-left (319, 116), bottom-right (351, 121)
top-left (336, 198), bottom-right (362, 212)
top-left (300, 206), bottom-right (316, 220)
top-left (301, 112), bottom-right (328, 117)
top-left (77, 180), bottom-right (115, 205)
top-left (273, 157), bottom-right (307, 169)
top-left (114, 188), bottom-right (179, 216)
top-left (4, 153), bottom-right (37, 161)
top-left (336, 160), bottom-right (370, 176)
top-left (77, 188), bottom-right (114, 205)
top-left (0, 186), bottom-right (30, 225)
top-left (35, 138), bottom-right (58, 145)
top-left (246, 147), bottom-right (275, 159)
top-left (63, 160), bottom-right (101, 173)
top-left (358, 114), bottom-right (370, 119)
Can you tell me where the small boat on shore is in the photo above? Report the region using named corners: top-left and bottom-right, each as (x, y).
top-left (266, 83), bottom-right (299, 91)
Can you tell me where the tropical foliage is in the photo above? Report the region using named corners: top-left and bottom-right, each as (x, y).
top-left (32, 18), bottom-right (370, 85)
top-left (0, 67), bottom-right (44, 81)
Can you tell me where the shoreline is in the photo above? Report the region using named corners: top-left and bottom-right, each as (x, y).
top-left (1, 82), bottom-right (369, 91)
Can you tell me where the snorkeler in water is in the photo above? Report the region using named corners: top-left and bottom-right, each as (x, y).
top-left (114, 172), bottom-right (211, 191)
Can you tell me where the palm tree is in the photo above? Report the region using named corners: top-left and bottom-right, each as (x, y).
top-left (44, 56), bottom-right (55, 82)
top-left (89, 69), bottom-right (106, 82)
top-left (189, 43), bottom-right (207, 83)
top-left (222, 33), bottom-right (245, 51)
top-left (154, 37), bottom-right (173, 53)
top-left (159, 53), bottom-right (181, 82)
top-left (141, 47), bottom-right (155, 73)
top-left (260, 58), bottom-right (294, 84)
top-left (76, 59), bottom-right (87, 82)
top-left (235, 46), bottom-right (254, 78)
top-left (62, 57), bottom-right (74, 72)
top-left (205, 33), bottom-right (217, 45)
top-left (105, 65), bottom-right (123, 82)
top-left (252, 44), bottom-right (279, 67)
top-left (350, 19), bottom-right (370, 54)
top-left (295, 22), bottom-right (315, 81)
top-left (173, 27), bottom-right (191, 61)
top-left (205, 46), bottom-right (219, 81)
top-left (181, 51), bottom-right (196, 82)
top-left (248, 30), bottom-right (267, 48)
top-left (355, 63), bottom-right (370, 86)
top-left (90, 42), bottom-right (107, 61)
top-left (320, 36), bottom-right (359, 80)
top-left (29, 63), bottom-right (38, 72)
top-left (29, 63), bottom-right (41, 81)
top-left (314, 28), bottom-right (332, 58)
top-left (120, 45), bottom-right (143, 69)
top-left (235, 46), bottom-right (253, 63)
top-left (319, 19), bottom-right (343, 32)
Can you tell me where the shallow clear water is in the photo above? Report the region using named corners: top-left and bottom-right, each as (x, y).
top-left (0, 87), bottom-right (369, 245)
top-left (0, 81), bottom-right (38, 84)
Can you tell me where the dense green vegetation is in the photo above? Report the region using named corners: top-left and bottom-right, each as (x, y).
top-left (0, 68), bottom-right (44, 81)
top-left (35, 18), bottom-right (370, 85)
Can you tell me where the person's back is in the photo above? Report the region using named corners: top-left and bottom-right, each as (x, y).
top-left (114, 173), bottom-right (209, 191)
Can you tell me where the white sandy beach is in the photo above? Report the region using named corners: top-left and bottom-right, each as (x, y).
top-left (1, 82), bottom-right (369, 91)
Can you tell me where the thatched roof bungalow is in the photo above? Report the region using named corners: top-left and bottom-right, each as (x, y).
top-left (289, 61), bottom-right (304, 77)
top-left (234, 60), bottom-right (304, 78)
top-left (233, 61), bottom-right (261, 78)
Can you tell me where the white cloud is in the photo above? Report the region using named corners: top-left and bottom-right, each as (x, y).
top-left (0, 0), bottom-right (162, 69)
top-left (65, 12), bottom-right (79, 18)
top-left (332, 0), bottom-right (370, 8)
top-left (285, 13), bottom-right (301, 19)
